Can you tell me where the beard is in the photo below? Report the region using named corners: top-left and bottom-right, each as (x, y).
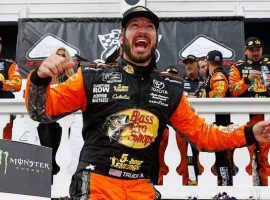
top-left (122, 34), bottom-right (157, 64)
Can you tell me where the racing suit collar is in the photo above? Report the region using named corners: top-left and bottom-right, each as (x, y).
top-left (118, 57), bottom-right (156, 77)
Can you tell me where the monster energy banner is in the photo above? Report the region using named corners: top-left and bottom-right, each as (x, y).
top-left (16, 17), bottom-right (244, 77)
top-left (0, 139), bottom-right (51, 199)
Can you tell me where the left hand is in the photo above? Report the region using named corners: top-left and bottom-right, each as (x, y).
top-left (253, 120), bottom-right (270, 142)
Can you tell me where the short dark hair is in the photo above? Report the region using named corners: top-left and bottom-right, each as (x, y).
top-left (183, 55), bottom-right (198, 64)
top-left (208, 60), bottom-right (223, 67)
top-left (198, 56), bottom-right (206, 61)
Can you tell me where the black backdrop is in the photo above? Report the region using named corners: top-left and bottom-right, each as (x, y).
top-left (16, 17), bottom-right (245, 78)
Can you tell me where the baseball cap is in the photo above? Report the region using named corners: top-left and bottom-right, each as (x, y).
top-left (245, 37), bottom-right (262, 49)
top-left (165, 66), bottom-right (178, 74)
top-left (121, 6), bottom-right (159, 29)
top-left (206, 50), bottom-right (223, 62)
top-left (183, 55), bottom-right (197, 64)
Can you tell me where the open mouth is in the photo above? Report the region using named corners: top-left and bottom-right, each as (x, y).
top-left (134, 39), bottom-right (149, 48)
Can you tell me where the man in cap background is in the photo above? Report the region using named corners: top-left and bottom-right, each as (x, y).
top-left (0, 36), bottom-right (22, 140)
top-left (202, 50), bottom-right (234, 186)
top-left (25, 5), bottom-right (270, 200)
top-left (230, 36), bottom-right (270, 186)
top-left (183, 55), bottom-right (205, 98)
top-left (203, 50), bottom-right (230, 98)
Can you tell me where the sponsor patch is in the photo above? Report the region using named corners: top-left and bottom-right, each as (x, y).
top-left (123, 65), bottom-right (134, 74)
top-left (112, 94), bottom-right (130, 100)
top-left (150, 93), bottom-right (168, 101)
top-left (113, 84), bottom-right (129, 92)
top-left (151, 79), bottom-right (168, 94)
top-left (122, 172), bottom-right (144, 179)
top-left (261, 65), bottom-right (269, 72)
top-left (92, 84), bottom-right (110, 103)
top-left (102, 109), bottom-right (159, 149)
top-left (102, 72), bottom-right (122, 83)
top-left (149, 92), bottom-right (169, 107)
top-left (84, 67), bottom-right (103, 72)
top-left (110, 154), bottom-right (143, 172)
top-left (0, 62), bottom-right (4, 71)
top-left (165, 77), bottom-right (181, 84)
top-left (149, 100), bottom-right (168, 107)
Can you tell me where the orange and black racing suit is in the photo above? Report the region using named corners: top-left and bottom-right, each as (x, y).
top-left (202, 67), bottom-right (234, 186)
top-left (0, 58), bottom-right (22, 139)
top-left (26, 57), bottom-right (256, 199)
top-left (230, 59), bottom-right (270, 186)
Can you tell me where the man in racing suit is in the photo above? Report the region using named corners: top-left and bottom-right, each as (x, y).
top-left (0, 36), bottom-right (22, 139)
top-left (25, 7), bottom-right (270, 200)
top-left (229, 37), bottom-right (270, 186)
top-left (201, 50), bottom-right (233, 186)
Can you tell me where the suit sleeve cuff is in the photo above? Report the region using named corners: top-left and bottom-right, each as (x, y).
top-left (244, 125), bottom-right (256, 146)
top-left (30, 69), bottom-right (52, 86)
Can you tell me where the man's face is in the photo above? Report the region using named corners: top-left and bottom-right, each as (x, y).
top-left (184, 61), bottom-right (199, 79)
top-left (119, 17), bottom-right (157, 66)
top-left (244, 47), bottom-right (263, 62)
top-left (198, 60), bottom-right (208, 78)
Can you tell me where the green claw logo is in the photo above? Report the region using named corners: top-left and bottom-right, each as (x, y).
top-left (0, 149), bottom-right (9, 175)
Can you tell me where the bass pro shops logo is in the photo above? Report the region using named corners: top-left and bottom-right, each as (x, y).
top-left (98, 29), bottom-right (162, 62)
top-left (0, 149), bottom-right (9, 175)
top-left (102, 109), bottom-right (159, 149)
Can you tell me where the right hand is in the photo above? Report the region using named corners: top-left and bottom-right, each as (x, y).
top-left (37, 54), bottom-right (76, 79)
top-left (248, 70), bottom-right (262, 82)
top-left (253, 120), bottom-right (270, 143)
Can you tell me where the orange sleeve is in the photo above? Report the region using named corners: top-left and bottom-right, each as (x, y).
top-left (229, 65), bottom-right (250, 97)
top-left (2, 62), bottom-right (22, 92)
top-left (25, 67), bottom-right (87, 122)
top-left (169, 95), bottom-right (247, 151)
top-left (209, 72), bottom-right (228, 98)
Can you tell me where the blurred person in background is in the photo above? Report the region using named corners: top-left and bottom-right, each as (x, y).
top-left (198, 56), bottom-right (209, 81)
top-left (201, 50), bottom-right (233, 186)
top-left (229, 37), bottom-right (270, 186)
top-left (0, 36), bottom-right (22, 140)
top-left (183, 55), bottom-right (205, 98)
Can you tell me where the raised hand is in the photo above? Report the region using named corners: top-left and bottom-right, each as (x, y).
top-left (37, 54), bottom-right (76, 79)
top-left (253, 120), bottom-right (270, 143)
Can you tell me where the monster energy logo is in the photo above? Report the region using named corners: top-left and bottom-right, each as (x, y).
top-left (0, 149), bottom-right (9, 175)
